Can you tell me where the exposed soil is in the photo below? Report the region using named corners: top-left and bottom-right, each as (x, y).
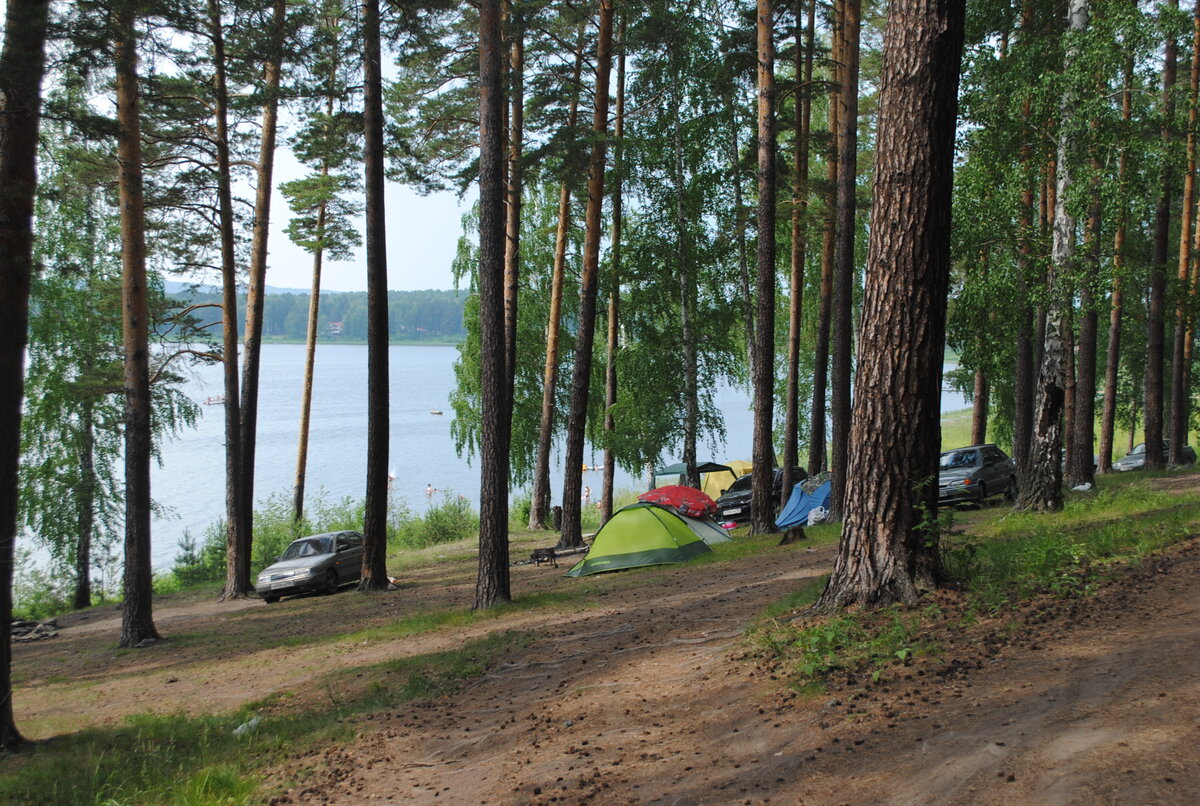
top-left (12, 475), bottom-right (1200, 805)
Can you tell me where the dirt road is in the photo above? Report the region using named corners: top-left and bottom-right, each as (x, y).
top-left (271, 543), bottom-right (1200, 805)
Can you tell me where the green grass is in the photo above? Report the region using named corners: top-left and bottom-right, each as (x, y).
top-left (752, 471), bottom-right (1200, 689)
top-left (0, 631), bottom-right (530, 806)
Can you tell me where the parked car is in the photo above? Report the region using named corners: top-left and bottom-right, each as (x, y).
top-left (1112, 440), bottom-right (1197, 471)
top-left (938, 444), bottom-right (1017, 505)
top-left (716, 467), bottom-right (806, 524)
top-left (254, 531), bottom-right (364, 603)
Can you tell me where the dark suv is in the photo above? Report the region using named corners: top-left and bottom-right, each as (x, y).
top-left (716, 467), bottom-right (806, 524)
top-left (938, 444), bottom-right (1017, 505)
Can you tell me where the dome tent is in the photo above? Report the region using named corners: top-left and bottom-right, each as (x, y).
top-left (565, 503), bottom-right (714, 577)
top-left (776, 479), bottom-right (832, 529)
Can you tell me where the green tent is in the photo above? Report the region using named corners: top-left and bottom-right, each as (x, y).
top-left (566, 503), bottom-right (714, 577)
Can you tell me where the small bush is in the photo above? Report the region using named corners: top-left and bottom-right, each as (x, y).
top-left (396, 493), bottom-right (479, 549)
top-left (12, 549), bottom-right (71, 621)
top-left (171, 527), bottom-right (226, 587)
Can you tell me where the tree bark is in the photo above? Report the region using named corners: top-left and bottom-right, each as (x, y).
top-left (529, 25), bottom-right (585, 531)
top-left (1170, 1), bottom-right (1200, 464)
top-left (813, 0), bottom-right (964, 611)
top-left (674, 100), bottom-right (699, 491)
top-left (502, 16), bottom-right (523, 494)
top-left (783, 0), bottom-right (815, 506)
top-left (293, 195), bottom-right (325, 522)
top-left (970, 369), bottom-right (988, 446)
top-left (829, 0), bottom-right (860, 521)
top-left (360, 0), bottom-right (389, 590)
top-left (601, 19), bottom-right (625, 525)
top-left (1145, 0), bottom-right (1179, 472)
top-left (0, 0), bottom-right (50, 750)
top-left (809, 11), bottom-right (840, 478)
top-left (1067, 176), bottom-right (1101, 488)
top-left (558, 0), bottom-right (614, 550)
top-left (475, 0), bottom-right (512, 606)
top-left (750, 0), bottom-right (778, 536)
top-left (75, 399), bottom-right (96, 610)
top-left (115, 3), bottom-right (161, 646)
top-left (208, 0), bottom-right (248, 602)
top-left (1017, 0), bottom-right (1089, 512)
top-left (239, 0), bottom-right (287, 565)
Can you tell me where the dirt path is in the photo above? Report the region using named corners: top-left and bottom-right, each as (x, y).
top-left (270, 538), bottom-right (1200, 806)
top-left (13, 497), bottom-right (1200, 805)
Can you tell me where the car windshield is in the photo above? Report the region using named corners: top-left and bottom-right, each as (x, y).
top-left (1128, 443), bottom-right (1145, 455)
top-left (727, 475), bottom-right (752, 494)
top-left (280, 537), bottom-right (332, 560)
top-left (939, 450), bottom-right (979, 470)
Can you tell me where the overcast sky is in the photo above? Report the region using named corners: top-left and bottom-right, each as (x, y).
top-left (264, 148), bottom-right (471, 294)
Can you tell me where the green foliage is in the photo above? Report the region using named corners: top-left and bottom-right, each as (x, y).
top-left (941, 481), bottom-right (1199, 609)
top-left (755, 477), bottom-right (1199, 687)
top-left (754, 607), bottom-right (925, 685)
top-left (393, 494), bottom-right (479, 550)
top-left (11, 551), bottom-right (73, 622)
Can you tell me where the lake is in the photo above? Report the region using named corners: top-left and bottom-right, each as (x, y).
top-left (80, 343), bottom-right (968, 570)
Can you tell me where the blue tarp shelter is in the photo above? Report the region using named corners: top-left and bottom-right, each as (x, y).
top-left (776, 480), bottom-right (832, 529)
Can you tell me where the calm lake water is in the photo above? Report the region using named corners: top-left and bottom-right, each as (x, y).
top-left (52, 343), bottom-right (968, 570)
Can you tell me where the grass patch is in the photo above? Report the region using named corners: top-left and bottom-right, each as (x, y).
top-left (751, 472), bottom-right (1200, 690)
top-left (0, 631), bottom-right (530, 806)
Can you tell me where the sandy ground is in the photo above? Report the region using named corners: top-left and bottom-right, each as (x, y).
top-left (11, 484), bottom-right (1200, 805)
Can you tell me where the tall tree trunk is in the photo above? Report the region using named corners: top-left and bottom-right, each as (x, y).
top-left (360, 0), bottom-right (389, 589)
top-left (238, 0), bottom-right (287, 566)
top-left (750, 0), bottom-right (778, 536)
top-left (813, 0), bottom-right (964, 611)
top-left (293, 194), bottom-right (325, 522)
top-left (971, 369), bottom-right (988, 445)
top-left (1017, 0), bottom-right (1089, 512)
top-left (731, 113), bottom-right (755, 371)
top-left (1064, 303), bottom-right (1076, 461)
top-left (782, 0), bottom-right (814, 506)
top-left (115, 4), bottom-right (161, 646)
top-left (1067, 175), bottom-right (1101, 488)
top-left (529, 25), bottom-right (585, 531)
top-left (475, 0), bottom-right (512, 606)
top-left (209, 0), bottom-right (248, 601)
top-left (0, 0), bottom-right (50, 750)
top-left (502, 16), bottom-right (523, 489)
top-left (674, 100), bottom-right (700, 490)
top-left (829, 0), bottom-right (860, 521)
top-left (1146, 0), bottom-right (1179, 471)
top-left (1170, 1), bottom-right (1200, 464)
top-left (75, 398), bottom-right (96, 610)
top-left (1013, 32), bottom-right (1036, 472)
top-left (558, 0), bottom-right (614, 550)
top-left (292, 16), bottom-right (342, 524)
top-left (601, 18), bottom-right (625, 525)
top-left (809, 11), bottom-right (840, 478)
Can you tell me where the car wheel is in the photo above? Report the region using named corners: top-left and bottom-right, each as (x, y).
top-left (323, 569), bottom-right (339, 596)
top-left (1004, 477), bottom-right (1017, 502)
top-left (977, 482), bottom-right (987, 504)
top-left (263, 596), bottom-right (279, 604)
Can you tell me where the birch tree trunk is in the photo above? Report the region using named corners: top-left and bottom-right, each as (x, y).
top-left (1017, 0), bottom-right (1090, 512)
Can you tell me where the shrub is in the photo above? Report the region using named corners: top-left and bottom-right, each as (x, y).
top-left (396, 493), bottom-right (479, 549)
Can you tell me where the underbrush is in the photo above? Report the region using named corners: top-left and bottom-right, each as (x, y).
top-left (752, 476), bottom-right (1200, 690)
top-left (0, 631), bottom-right (530, 805)
top-left (166, 490), bottom-right (481, 589)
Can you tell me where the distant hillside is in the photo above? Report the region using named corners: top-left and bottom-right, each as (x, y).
top-left (171, 287), bottom-right (467, 342)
